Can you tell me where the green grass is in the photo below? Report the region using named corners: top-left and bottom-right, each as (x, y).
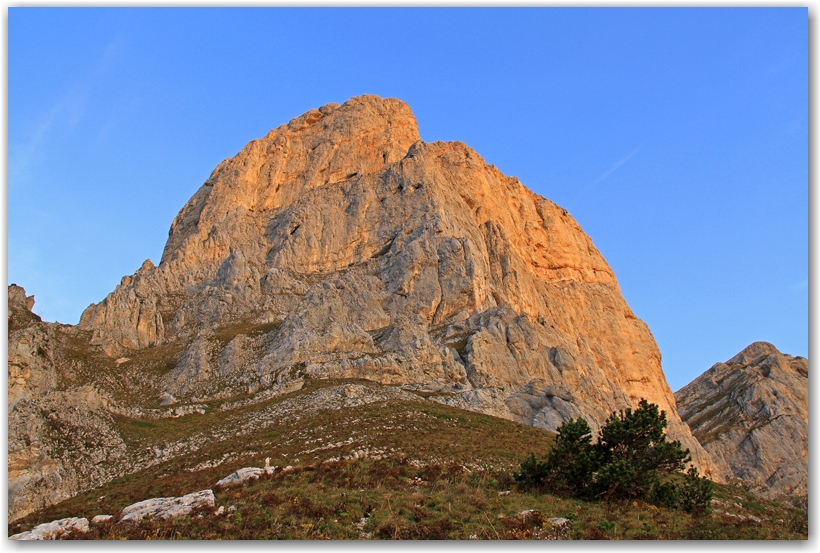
top-left (8, 379), bottom-right (807, 540)
top-left (52, 457), bottom-right (808, 540)
top-left (213, 320), bottom-right (282, 349)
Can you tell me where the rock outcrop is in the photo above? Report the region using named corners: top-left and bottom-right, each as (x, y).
top-left (9, 516), bottom-right (89, 540)
top-left (8, 285), bottom-right (129, 522)
top-left (9, 95), bottom-right (720, 521)
top-left (216, 464), bottom-right (276, 488)
top-left (675, 342), bottom-right (808, 506)
top-left (118, 489), bottom-right (216, 524)
top-left (8, 284), bottom-right (53, 410)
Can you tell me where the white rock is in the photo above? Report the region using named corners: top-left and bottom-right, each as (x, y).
top-left (216, 466), bottom-right (264, 487)
top-left (9, 517), bottom-right (89, 540)
top-left (119, 489), bottom-right (215, 523)
top-left (548, 517), bottom-right (572, 528)
top-left (91, 514), bottom-right (113, 524)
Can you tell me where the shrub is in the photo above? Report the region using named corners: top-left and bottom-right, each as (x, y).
top-left (545, 417), bottom-right (598, 494)
top-left (677, 467), bottom-right (713, 513)
top-left (514, 452), bottom-right (549, 491)
top-left (648, 480), bottom-right (680, 509)
top-left (592, 399), bottom-right (690, 498)
top-left (518, 398), bottom-right (708, 512)
top-left (514, 417), bottom-right (598, 494)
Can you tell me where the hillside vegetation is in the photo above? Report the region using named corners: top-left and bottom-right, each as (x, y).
top-left (9, 379), bottom-right (807, 540)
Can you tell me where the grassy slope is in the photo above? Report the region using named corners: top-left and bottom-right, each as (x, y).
top-left (8, 378), bottom-right (808, 540)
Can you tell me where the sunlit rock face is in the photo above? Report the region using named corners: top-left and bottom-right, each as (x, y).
top-left (72, 94), bottom-right (715, 476)
top-left (676, 342), bottom-right (808, 506)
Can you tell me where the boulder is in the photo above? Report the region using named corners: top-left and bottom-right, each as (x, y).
top-left (9, 517), bottom-right (89, 540)
top-left (118, 489), bottom-right (215, 523)
top-left (216, 467), bottom-right (265, 487)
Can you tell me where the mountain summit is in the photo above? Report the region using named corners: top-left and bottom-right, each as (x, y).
top-left (78, 94), bottom-right (714, 471)
top-left (10, 95), bottom-right (716, 521)
top-left (675, 342), bottom-right (807, 507)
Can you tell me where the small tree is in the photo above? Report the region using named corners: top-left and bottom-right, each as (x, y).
top-left (514, 452), bottom-right (549, 491)
top-left (542, 417), bottom-right (598, 496)
top-left (677, 466), bottom-right (713, 513)
top-left (517, 399), bottom-right (701, 508)
top-left (592, 399), bottom-right (690, 498)
top-left (515, 417), bottom-right (597, 495)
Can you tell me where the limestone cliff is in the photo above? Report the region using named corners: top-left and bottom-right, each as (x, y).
top-left (76, 95), bottom-right (714, 475)
top-left (10, 95), bottom-right (722, 521)
top-left (8, 285), bottom-right (129, 522)
top-left (675, 342), bottom-right (808, 507)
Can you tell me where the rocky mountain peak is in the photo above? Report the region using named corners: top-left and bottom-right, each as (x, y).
top-left (161, 94), bottom-right (420, 267)
top-left (675, 343), bottom-right (807, 507)
top-left (10, 96), bottom-right (724, 521)
top-left (75, 95), bottom-right (715, 474)
top-left (99, 97), bottom-right (717, 474)
top-left (9, 284), bottom-right (36, 313)
top-left (726, 341), bottom-right (791, 366)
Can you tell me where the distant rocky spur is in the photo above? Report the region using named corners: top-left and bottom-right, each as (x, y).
top-left (675, 342), bottom-right (807, 508)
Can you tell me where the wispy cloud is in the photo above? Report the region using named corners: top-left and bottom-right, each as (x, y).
top-left (792, 279), bottom-right (808, 291)
top-left (10, 38), bottom-right (122, 182)
top-left (593, 143), bottom-right (643, 185)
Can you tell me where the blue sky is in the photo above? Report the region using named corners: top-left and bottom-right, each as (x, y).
top-left (8, 7), bottom-right (807, 391)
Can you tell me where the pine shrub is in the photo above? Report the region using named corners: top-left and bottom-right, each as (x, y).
top-left (517, 399), bottom-right (711, 513)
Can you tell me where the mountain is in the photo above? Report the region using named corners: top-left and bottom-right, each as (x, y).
top-left (675, 342), bottom-right (808, 508)
top-left (8, 95), bottom-right (716, 522)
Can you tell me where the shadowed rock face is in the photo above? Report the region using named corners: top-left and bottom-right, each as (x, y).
top-left (75, 95), bottom-right (716, 476)
top-left (8, 286), bottom-right (128, 523)
top-left (675, 342), bottom-right (808, 506)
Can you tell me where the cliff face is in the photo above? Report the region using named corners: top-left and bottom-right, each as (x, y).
top-left (675, 342), bottom-right (808, 507)
top-left (76, 95), bottom-right (713, 471)
top-left (10, 95), bottom-right (718, 521)
top-left (8, 286), bottom-right (128, 522)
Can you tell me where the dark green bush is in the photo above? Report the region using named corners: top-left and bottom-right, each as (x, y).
top-left (542, 417), bottom-right (599, 496)
top-left (648, 481), bottom-right (680, 509)
top-left (593, 399), bottom-right (690, 499)
top-left (517, 399), bottom-right (711, 513)
top-left (514, 452), bottom-right (549, 491)
top-left (678, 467), bottom-right (713, 513)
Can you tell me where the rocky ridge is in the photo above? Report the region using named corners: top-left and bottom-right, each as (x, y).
top-left (9, 95), bottom-right (717, 521)
top-left (675, 342), bottom-right (808, 507)
top-left (8, 285), bottom-right (131, 521)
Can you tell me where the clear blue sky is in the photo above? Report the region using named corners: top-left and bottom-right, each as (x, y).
top-left (8, 7), bottom-right (808, 391)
